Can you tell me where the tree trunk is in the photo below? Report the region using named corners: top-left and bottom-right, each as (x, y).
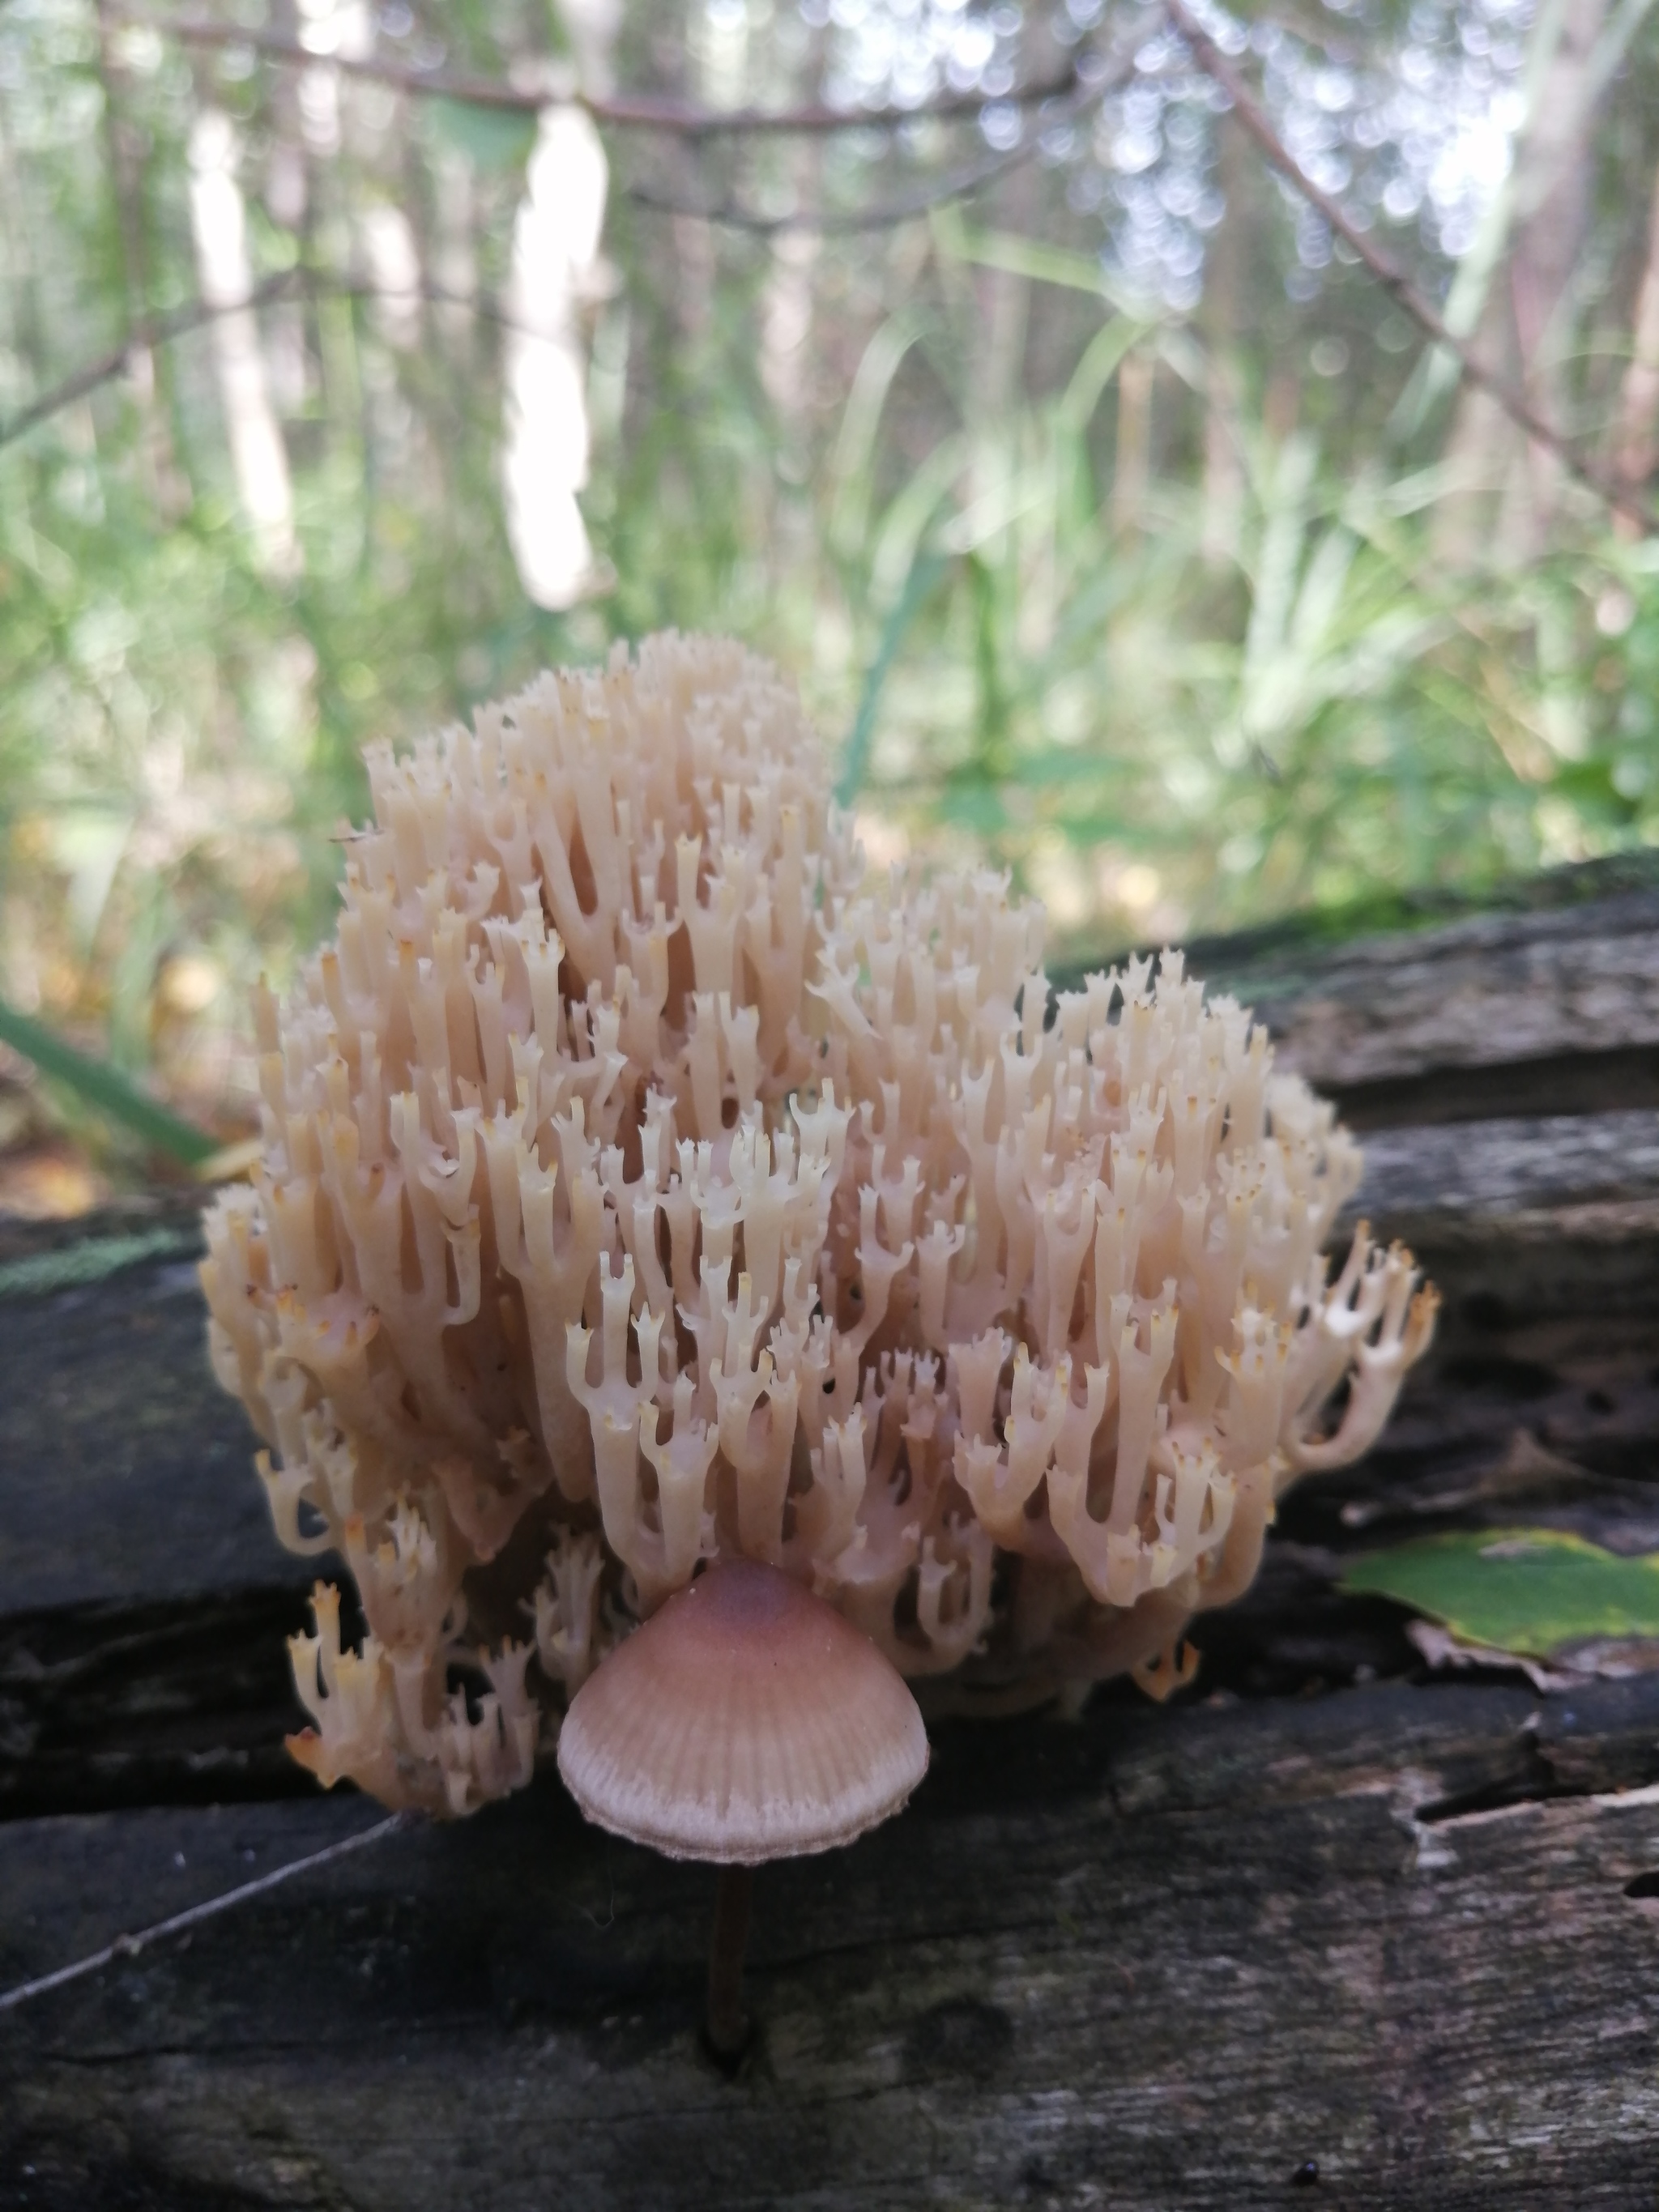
top-left (500, 6), bottom-right (618, 611)
top-left (93, 0), bottom-right (188, 518)
top-left (1435, 0), bottom-right (1610, 563)
top-left (1612, 160), bottom-right (1659, 536)
top-left (1113, 348), bottom-right (1154, 535)
top-left (1201, 118), bottom-right (1248, 566)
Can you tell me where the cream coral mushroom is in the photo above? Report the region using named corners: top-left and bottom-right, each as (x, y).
top-left (201, 630), bottom-right (1437, 1816)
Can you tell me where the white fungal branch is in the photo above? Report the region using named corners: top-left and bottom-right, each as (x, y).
top-left (202, 632), bottom-right (1437, 1813)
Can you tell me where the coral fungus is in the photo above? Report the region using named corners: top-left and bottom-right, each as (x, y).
top-left (201, 632), bottom-right (1437, 1815)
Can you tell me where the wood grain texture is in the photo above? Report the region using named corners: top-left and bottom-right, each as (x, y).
top-left (0, 1197), bottom-right (281, 1616)
top-left (1198, 875), bottom-right (1659, 1089)
top-left (2, 860), bottom-right (1657, 2207)
top-left (2, 1101), bottom-right (1654, 1812)
top-left (2, 1682), bottom-right (1657, 2210)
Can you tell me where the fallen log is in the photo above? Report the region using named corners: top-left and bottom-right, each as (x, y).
top-left (2, 857), bottom-right (1656, 2206)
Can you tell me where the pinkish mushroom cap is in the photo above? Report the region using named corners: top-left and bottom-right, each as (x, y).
top-left (557, 1561), bottom-right (929, 1863)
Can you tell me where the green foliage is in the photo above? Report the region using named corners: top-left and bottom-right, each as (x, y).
top-left (1342, 1528), bottom-right (1659, 1657)
top-left (424, 100), bottom-right (538, 175)
top-left (2, 0), bottom-right (1658, 1163)
top-left (800, 241), bottom-right (1659, 948)
top-left (0, 994), bottom-right (216, 1163)
top-left (0, 1223), bottom-right (200, 1300)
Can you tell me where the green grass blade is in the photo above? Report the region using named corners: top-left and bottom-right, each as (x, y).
top-left (0, 1226), bottom-right (202, 1302)
top-left (835, 550), bottom-right (950, 810)
top-left (0, 995), bottom-right (220, 1166)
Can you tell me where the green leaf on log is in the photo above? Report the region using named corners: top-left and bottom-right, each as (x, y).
top-left (1341, 1528), bottom-right (1659, 1658)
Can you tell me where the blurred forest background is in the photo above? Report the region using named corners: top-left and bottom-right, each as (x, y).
top-left (2, 0), bottom-right (1658, 1207)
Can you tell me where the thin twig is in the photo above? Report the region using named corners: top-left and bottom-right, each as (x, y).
top-left (114, 7), bottom-right (1079, 135)
top-left (625, 138), bottom-right (1042, 235)
top-left (0, 1813), bottom-right (411, 2016)
top-left (629, 38), bottom-right (1145, 235)
top-left (1162, 0), bottom-right (1659, 535)
top-left (0, 70), bottom-right (1131, 407)
top-left (0, 271), bottom-right (535, 451)
top-left (0, 271), bottom-right (301, 449)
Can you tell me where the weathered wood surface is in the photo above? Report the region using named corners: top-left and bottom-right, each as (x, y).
top-left (5, 1681), bottom-right (1659, 2210)
top-left (2, 856), bottom-right (1657, 2208)
top-left (1195, 851), bottom-right (1659, 1124)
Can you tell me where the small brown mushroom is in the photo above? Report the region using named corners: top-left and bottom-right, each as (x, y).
top-left (558, 1558), bottom-right (928, 2056)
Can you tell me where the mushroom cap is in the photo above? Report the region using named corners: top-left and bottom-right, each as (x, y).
top-left (557, 1559), bottom-right (929, 1863)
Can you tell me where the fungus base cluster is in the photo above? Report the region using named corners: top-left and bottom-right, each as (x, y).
top-left (201, 633), bottom-right (1436, 1816)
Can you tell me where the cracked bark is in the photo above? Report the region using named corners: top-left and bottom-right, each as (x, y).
top-left (2, 853), bottom-right (1658, 2206)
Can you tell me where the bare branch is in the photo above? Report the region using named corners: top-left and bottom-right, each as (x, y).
top-left (0, 1813), bottom-right (410, 2016)
top-left (1162, 0), bottom-right (1659, 535)
top-left (625, 137), bottom-right (1043, 236)
top-left (0, 30), bottom-right (1141, 408)
top-left (0, 272), bottom-right (539, 452)
top-left (625, 37), bottom-right (1146, 235)
top-left (0, 271), bottom-right (301, 449)
top-left (113, 8), bottom-right (1080, 135)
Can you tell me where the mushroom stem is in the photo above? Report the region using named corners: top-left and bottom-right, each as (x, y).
top-left (706, 1863), bottom-right (755, 2061)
